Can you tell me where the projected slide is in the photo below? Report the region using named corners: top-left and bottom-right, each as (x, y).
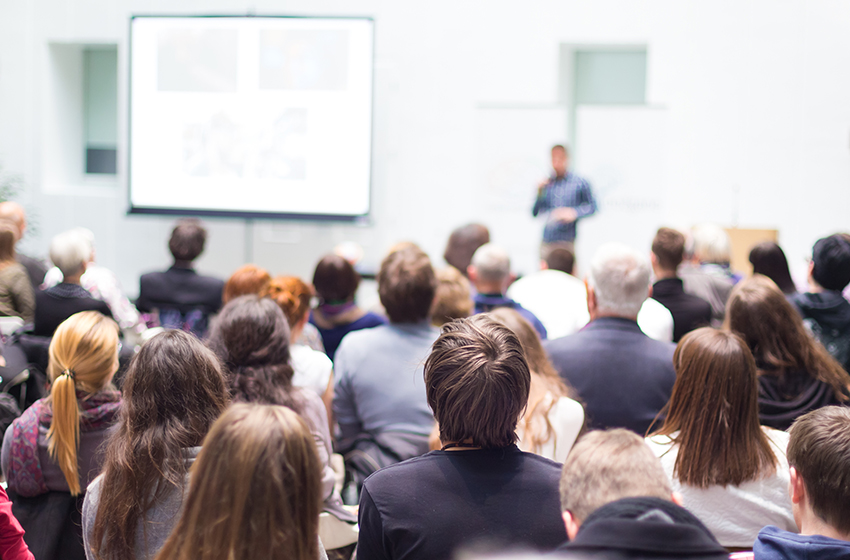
top-left (129, 16), bottom-right (373, 219)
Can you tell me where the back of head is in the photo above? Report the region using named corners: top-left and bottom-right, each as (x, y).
top-left (588, 243), bottom-right (650, 317)
top-left (657, 327), bottom-right (776, 487)
top-left (223, 265), bottom-right (271, 304)
top-left (444, 223), bottom-right (490, 275)
top-left (432, 266), bottom-right (473, 327)
top-left (811, 234), bottom-right (850, 291)
top-left (155, 404), bottom-right (322, 560)
top-left (0, 221), bottom-right (18, 265)
top-left (691, 224), bottom-right (731, 265)
top-left (264, 276), bottom-right (313, 329)
top-left (748, 241), bottom-right (796, 294)
top-left (652, 227), bottom-right (686, 271)
top-left (378, 245), bottom-right (436, 324)
top-left (312, 254), bottom-right (360, 303)
top-left (92, 330), bottom-right (229, 560)
top-left (543, 244), bottom-right (575, 275)
top-left (168, 219), bottom-right (207, 263)
top-left (560, 429), bottom-right (671, 523)
top-left (48, 311), bottom-right (120, 495)
top-left (0, 201), bottom-right (25, 238)
top-left (470, 243), bottom-right (511, 284)
top-left (487, 307), bottom-right (563, 387)
top-left (425, 315), bottom-right (530, 449)
top-left (787, 406), bottom-right (850, 535)
top-left (50, 228), bottom-right (94, 278)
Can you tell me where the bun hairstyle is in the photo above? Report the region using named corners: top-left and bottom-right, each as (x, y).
top-left (263, 276), bottom-right (313, 329)
top-left (47, 311), bottom-right (120, 495)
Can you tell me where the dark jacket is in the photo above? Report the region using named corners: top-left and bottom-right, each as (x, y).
top-left (545, 317), bottom-right (676, 434)
top-left (791, 290), bottom-right (850, 372)
top-left (557, 497), bottom-right (729, 560)
top-left (651, 278), bottom-right (712, 342)
top-left (33, 284), bottom-right (113, 337)
top-left (136, 266), bottom-right (224, 336)
top-left (16, 254), bottom-right (46, 291)
top-left (755, 525), bottom-right (850, 560)
top-left (473, 292), bottom-right (548, 340)
top-left (757, 368), bottom-right (846, 431)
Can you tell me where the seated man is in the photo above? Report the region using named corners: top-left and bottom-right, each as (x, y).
top-left (679, 224), bottom-right (736, 327)
top-left (545, 243), bottom-right (676, 434)
top-left (558, 429), bottom-right (728, 559)
top-left (468, 243), bottom-right (547, 339)
top-left (357, 315), bottom-right (567, 560)
top-left (443, 223), bottom-right (490, 279)
top-left (754, 406), bottom-right (850, 559)
top-left (136, 219), bottom-right (224, 337)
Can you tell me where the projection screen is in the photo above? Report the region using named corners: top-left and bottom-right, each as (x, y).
top-left (129, 16), bottom-right (374, 220)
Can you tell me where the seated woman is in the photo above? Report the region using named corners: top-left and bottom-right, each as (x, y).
top-left (309, 254), bottom-right (385, 361)
top-left (646, 327), bottom-right (796, 548)
top-left (748, 242), bottom-right (797, 296)
top-left (726, 275), bottom-right (850, 430)
top-left (83, 330), bottom-right (230, 560)
top-left (0, 221), bottom-right (34, 324)
top-left (153, 404), bottom-right (327, 560)
top-left (206, 296), bottom-right (353, 523)
top-left (488, 308), bottom-right (584, 463)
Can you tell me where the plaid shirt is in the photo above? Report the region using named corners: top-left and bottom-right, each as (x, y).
top-left (532, 172), bottom-right (598, 243)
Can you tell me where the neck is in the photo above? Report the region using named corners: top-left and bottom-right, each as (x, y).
top-left (173, 260), bottom-right (193, 269)
top-left (475, 282), bottom-right (505, 295)
top-left (591, 311), bottom-right (637, 322)
top-left (653, 268), bottom-right (677, 280)
top-left (807, 278), bottom-right (825, 293)
top-left (64, 272), bottom-right (84, 285)
top-left (799, 512), bottom-right (850, 542)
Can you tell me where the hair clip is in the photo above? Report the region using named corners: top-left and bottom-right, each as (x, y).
top-left (63, 369), bottom-right (76, 381)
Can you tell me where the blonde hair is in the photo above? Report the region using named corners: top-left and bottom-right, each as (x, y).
top-left (432, 267), bottom-right (473, 327)
top-left (47, 311), bottom-right (120, 495)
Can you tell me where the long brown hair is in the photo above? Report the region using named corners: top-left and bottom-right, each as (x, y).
top-left (154, 404), bottom-right (322, 560)
top-left (725, 275), bottom-right (850, 401)
top-left (47, 311), bottom-right (120, 495)
top-left (651, 328), bottom-right (777, 488)
top-left (263, 276), bottom-right (313, 329)
top-left (90, 330), bottom-right (230, 560)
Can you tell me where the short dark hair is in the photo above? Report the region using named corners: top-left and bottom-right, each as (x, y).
top-left (312, 254), bottom-right (360, 303)
top-left (652, 227), bottom-right (686, 270)
top-left (544, 245), bottom-right (575, 274)
top-left (811, 234), bottom-right (850, 291)
top-left (787, 406), bottom-right (850, 534)
top-left (425, 315), bottom-right (530, 448)
top-left (169, 219), bottom-right (207, 262)
top-left (378, 246), bottom-right (436, 324)
top-left (443, 224), bottom-right (490, 276)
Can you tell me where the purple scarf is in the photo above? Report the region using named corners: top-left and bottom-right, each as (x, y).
top-left (6, 390), bottom-right (121, 496)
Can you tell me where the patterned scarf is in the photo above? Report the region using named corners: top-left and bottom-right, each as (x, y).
top-left (6, 390), bottom-right (122, 496)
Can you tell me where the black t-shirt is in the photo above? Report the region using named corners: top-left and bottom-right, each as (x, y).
top-left (357, 445), bottom-right (567, 560)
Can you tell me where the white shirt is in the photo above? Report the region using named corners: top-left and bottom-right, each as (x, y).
top-left (637, 298), bottom-right (674, 342)
top-left (517, 393), bottom-right (584, 464)
top-left (291, 344), bottom-right (333, 398)
top-left (507, 270), bottom-right (589, 339)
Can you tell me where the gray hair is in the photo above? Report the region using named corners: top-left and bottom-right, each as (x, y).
top-left (690, 224), bottom-right (731, 265)
top-left (49, 228), bottom-right (94, 277)
top-left (587, 243), bottom-right (650, 317)
top-left (470, 243), bottom-right (511, 283)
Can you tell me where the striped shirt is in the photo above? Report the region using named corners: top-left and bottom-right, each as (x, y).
top-left (532, 172), bottom-right (598, 243)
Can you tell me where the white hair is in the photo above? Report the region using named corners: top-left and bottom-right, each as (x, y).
top-left (49, 228), bottom-right (94, 277)
top-left (690, 224), bottom-right (730, 265)
top-left (588, 243), bottom-right (650, 317)
top-left (470, 243), bottom-right (511, 283)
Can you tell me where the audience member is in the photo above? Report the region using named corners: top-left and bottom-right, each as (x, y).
top-left (0, 202), bottom-right (46, 289)
top-left (650, 227), bottom-right (712, 342)
top-left (357, 316), bottom-right (567, 560)
top-left (443, 223), bottom-right (490, 278)
top-left (206, 295), bottom-right (352, 523)
top-left (309, 254), bottom-right (385, 361)
top-left (545, 243), bottom-right (676, 434)
top-left (431, 266), bottom-right (474, 327)
top-left (790, 234), bottom-right (850, 372)
top-left (34, 229), bottom-right (113, 336)
top-left (0, 221), bottom-right (34, 323)
top-left (557, 429), bottom-right (728, 560)
top-left (83, 330), bottom-right (230, 560)
top-left (489, 308), bottom-right (583, 462)
top-left (507, 244), bottom-right (589, 339)
top-left (726, 275), bottom-right (850, 430)
top-left (749, 241), bottom-right (797, 295)
top-left (153, 404), bottom-right (328, 560)
top-left (679, 224), bottom-right (736, 327)
top-left (333, 246), bottom-right (439, 487)
top-left (0, 487), bottom-right (34, 560)
top-left (468, 243), bottom-right (547, 339)
top-left (264, 276), bottom-right (334, 419)
top-left (136, 219), bottom-right (224, 337)
top-left (754, 406), bottom-right (850, 559)
top-left (646, 328), bottom-right (796, 548)
top-left (222, 264), bottom-right (271, 303)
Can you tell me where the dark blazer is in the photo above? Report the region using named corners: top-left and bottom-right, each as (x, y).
top-left (651, 278), bottom-right (712, 342)
top-left (17, 254), bottom-right (47, 291)
top-left (33, 284), bottom-right (113, 337)
top-left (544, 317), bottom-right (676, 434)
top-left (136, 266), bottom-right (224, 315)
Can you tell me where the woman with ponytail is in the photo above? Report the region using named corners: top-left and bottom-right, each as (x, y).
top-left (2, 311), bottom-right (121, 497)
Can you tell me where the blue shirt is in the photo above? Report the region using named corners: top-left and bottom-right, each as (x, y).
top-left (532, 172), bottom-right (598, 243)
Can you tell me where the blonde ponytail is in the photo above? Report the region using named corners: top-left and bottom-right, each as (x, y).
top-left (47, 370), bottom-right (82, 495)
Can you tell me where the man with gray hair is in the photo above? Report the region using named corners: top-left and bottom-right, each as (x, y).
top-left (468, 243), bottom-right (547, 339)
top-left (544, 243), bottom-right (676, 434)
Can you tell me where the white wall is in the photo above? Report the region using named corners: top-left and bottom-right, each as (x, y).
top-left (1, 0), bottom-right (849, 295)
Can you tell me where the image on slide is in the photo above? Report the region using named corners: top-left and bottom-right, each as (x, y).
top-left (259, 29), bottom-right (349, 90)
top-left (157, 29), bottom-right (238, 92)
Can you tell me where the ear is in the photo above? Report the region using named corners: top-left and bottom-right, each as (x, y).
top-left (562, 510), bottom-right (580, 541)
top-left (671, 492), bottom-right (684, 507)
top-left (650, 252), bottom-right (658, 267)
top-left (540, 259), bottom-right (548, 271)
top-left (467, 265), bottom-right (478, 282)
top-left (789, 466), bottom-right (806, 505)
